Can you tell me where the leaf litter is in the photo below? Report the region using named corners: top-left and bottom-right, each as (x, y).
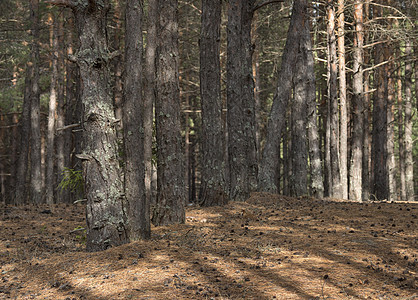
top-left (0, 193), bottom-right (417, 299)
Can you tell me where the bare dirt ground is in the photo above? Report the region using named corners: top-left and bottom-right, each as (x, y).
top-left (0, 193), bottom-right (417, 300)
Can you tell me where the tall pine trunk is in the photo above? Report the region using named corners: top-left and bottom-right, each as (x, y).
top-left (10, 113), bottom-right (19, 202)
top-left (153, 0), bottom-right (186, 225)
top-left (404, 41), bottom-right (414, 202)
top-left (123, 0), bottom-right (150, 239)
top-left (291, 64), bottom-right (308, 197)
top-left (46, 11), bottom-right (59, 205)
top-left (337, 0), bottom-right (347, 199)
top-left (56, 13), bottom-right (66, 203)
top-left (64, 12), bottom-right (82, 203)
top-left (326, 0), bottom-right (342, 198)
top-left (386, 52), bottom-right (397, 202)
top-left (199, 0), bottom-right (227, 206)
top-left (144, 0), bottom-right (157, 209)
top-left (258, 1), bottom-right (302, 193)
top-left (397, 61), bottom-right (406, 201)
top-left (372, 30), bottom-right (389, 201)
top-left (14, 67), bottom-right (32, 205)
top-left (301, 0), bottom-right (323, 198)
top-left (349, 0), bottom-right (363, 201)
top-left (113, 0), bottom-right (123, 133)
top-left (29, 0), bottom-right (42, 204)
top-left (227, 0), bottom-right (258, 201)
top-left (362, 1), bottom-right (371, 201)
top-left (69, 0), bottom-right (129, 251)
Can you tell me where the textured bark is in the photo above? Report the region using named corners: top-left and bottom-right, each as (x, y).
top-left (337, 0), bottom-right (347, 199)
top-left (14, 68), bottom-right (32, 205)
top-left (153, 0), bottom-right (186, 225)
top-left (10, 113), bottom-right (19, 202)
top-left (291, 66), bottom-right (308, 197)
top-left (386, 56), bottom-right (397, 202)
top-left (199, 0), bottom-right (227, 206)
top-left (397, 62), bottom-right (406, 202)
top-left (319, 88), bottom-right (329, 196)
top-left (123, 0), bottom-right (150, 240)
top-left (113, 0), bottom-right (123, 133)
top-left (349, 0), bottom-right (363, 202)
top-left (46, 11), bottom-right (59, 205)
top-left (289, 0), bottom-right (315, 197)
top-left (184, 81), bottom-right (190, 203)
top-left (362, 2), bottom-right (371, 201)
top-left (362, 69), bottom-right (371, 202)
top-left (29, 0), bottom-right (42, 205)
top-left (324, 88), bottom-right (331, 197)
top-left (144, 0), bottom-right (157, 208)
top-left (258, 1), bottom-right (302, 193)
top-left (301, 0), bottom-right (323, 198)
top-left (404, 42), bottom-right (414, 202)
top-left (326, 0), bottom-right (342, 198)
top-left (65, 14), bottom-right (80, 203)
top-left (227, 0), bottom-right (258, 201)
top-left (252, 12), bottom-right (261, 162)
top-left (71, 0), bottom-right (128, 251)
top-left (283, 122), bottom-right (290, 196)
top-left (372, 31), bottom-right (389, 201)
top-left (55, 15), bottom-right (69, 203)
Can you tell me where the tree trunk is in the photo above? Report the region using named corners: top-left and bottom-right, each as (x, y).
top-left (144, 0), bottom-right (157, 209)
top-left (290, 0), bottom-right (317, 197)
top-left (362, 2), bottom-right (371, 202)
top-left (301, 0), bottom-right (323, 198)
top-left (362, 66), bottom-right (371, 202)
top-left (199, 0), bottom-right (227, 206)
top-left (404, 41), bottom-right (414, 202)
top-left (55, 13), bottom-right (67, 203)
top-left (282, 116), bottom-right (291, 195)
top-left (372, 35), bottom-right (389, 201)
top-left (349, 0), bottom-right (363, 201)
top-left (291, 65), bottom-right (308, 197)
top-left (70, 0), bottom-right (129, 251)
top-left (326, 0), bottom-right (342, 198)
top-left (153, 0), bottom-right (186, 225)
top-left (10, 113), bottom-right (19, 202)
top-left (14, 67), bottom-right (32, 205)
top-left (386, 53), bottom-right (397, 202)
top-left (337, 0), bottom-right (347, 199)
top-left (123, 0), bottom-right (150, 240)
top-left (252, 12), bottom-right (261, 162)
top-left (258, 1), bottom-right (303, 193)
top-left (396, 55), bottom-right (405, 201)
top-left (30, 0), bottom-right (42, 204)
top-left (227, 0), bottom-right (258, 201)
top-left (46, 11), bottom-right (59, 205)
top-left (113, 0), bottom-right (123, 133)
top-left (65, 12), bottom-right (82, 203)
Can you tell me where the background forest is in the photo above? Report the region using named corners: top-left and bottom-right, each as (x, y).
top-left (0, 0), bottom-right (417, 249)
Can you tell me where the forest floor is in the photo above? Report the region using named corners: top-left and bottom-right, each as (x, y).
top-left (0, 193), bottom-right (417, 300)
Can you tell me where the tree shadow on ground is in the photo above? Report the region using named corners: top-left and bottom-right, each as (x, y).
top-left (0, 194), bottom-right (417, 299)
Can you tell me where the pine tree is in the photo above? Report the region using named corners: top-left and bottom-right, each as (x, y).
top-left (199, 0), bottom-right (227, 206)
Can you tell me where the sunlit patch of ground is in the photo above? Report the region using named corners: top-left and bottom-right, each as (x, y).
top-left (0, 193), bottom-right (417, 299)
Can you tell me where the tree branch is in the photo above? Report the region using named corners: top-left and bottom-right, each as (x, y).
top-left (0, 124), bottom-right (19, 129)
top-left (253, 0), bottom-right (285, 12)
top-left (56, 123), bottom-right (81, 132)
